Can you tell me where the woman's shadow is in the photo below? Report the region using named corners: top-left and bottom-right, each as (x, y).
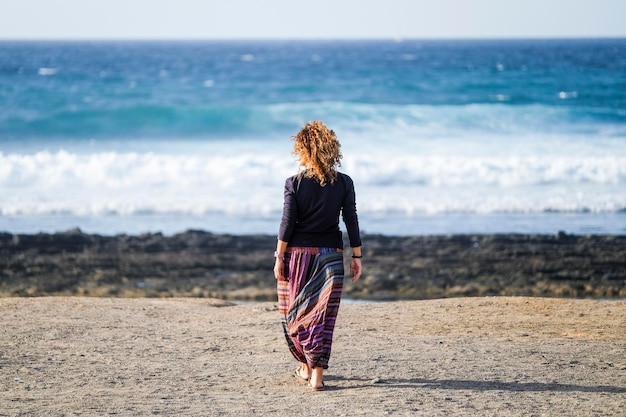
top-left (324, 375), bottom-right (626, 393)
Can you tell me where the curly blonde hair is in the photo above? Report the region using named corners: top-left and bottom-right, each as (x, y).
top-left (292, 121), bottom-right (342, 185)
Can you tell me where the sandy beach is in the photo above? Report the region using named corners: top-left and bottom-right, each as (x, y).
top-left (1, 296), bottom-right (624, 416)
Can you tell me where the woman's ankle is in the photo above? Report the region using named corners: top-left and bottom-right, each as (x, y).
top-left (300, 363), bottom-right (311, 378)
top-left (310, 367), bottom-right (324, 387)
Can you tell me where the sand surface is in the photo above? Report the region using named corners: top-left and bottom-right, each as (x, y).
top-left (1, 296), bottom-right (625, 416)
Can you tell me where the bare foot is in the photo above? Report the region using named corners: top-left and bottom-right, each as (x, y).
top-left (309, 367), bottom-right (324, 390)
top-left (294, 363), bottom-right (310, 382)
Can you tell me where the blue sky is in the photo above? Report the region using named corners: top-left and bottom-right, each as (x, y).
top-left (1, 0), bottom-right (625, 40)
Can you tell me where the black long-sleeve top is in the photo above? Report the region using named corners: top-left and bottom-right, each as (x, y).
top-left (278, 171), bottom-right (362, 249)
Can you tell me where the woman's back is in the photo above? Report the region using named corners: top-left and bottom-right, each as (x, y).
top-left (283, 173), bottom-right (353, 248)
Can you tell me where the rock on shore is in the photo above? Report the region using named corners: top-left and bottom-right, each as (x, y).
top-left (1, 229), bottom-right (625, 300)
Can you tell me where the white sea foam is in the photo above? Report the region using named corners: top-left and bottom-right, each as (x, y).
top-left (1, 150), bottom-right (624, 220)
top-left (38, 67), bottom-right (57, 76)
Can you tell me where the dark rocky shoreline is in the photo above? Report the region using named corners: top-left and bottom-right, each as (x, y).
top-left (1, 229), bottom-right (625, 300)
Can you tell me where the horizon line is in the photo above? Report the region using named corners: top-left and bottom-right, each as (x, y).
top-left (1, 35), bottom-right (625, 43)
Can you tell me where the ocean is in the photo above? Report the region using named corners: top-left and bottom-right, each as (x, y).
top-left (1, 39), bottom-right (625, 236)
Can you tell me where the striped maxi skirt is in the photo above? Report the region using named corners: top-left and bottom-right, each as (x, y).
top-left (277, 247), bottom-right (344, 370)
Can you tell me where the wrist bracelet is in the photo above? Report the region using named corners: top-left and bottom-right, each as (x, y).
top-left (351, 255), bottom-right (362, 259)
top-left (274, 251), bottom-right (285, 259)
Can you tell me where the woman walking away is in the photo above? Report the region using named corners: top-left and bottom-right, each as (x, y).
top-left (274, 121), bottom-right (363, 391)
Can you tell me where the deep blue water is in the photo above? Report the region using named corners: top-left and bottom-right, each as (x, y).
top-left (1, 39), bottom-right (625, 236)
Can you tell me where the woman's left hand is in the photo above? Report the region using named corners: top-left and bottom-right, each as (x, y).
top-left (274, 257), bottom-right (285, 280)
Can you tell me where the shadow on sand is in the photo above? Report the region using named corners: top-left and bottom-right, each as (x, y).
top-left (325, 375), bottom-right (626, 394)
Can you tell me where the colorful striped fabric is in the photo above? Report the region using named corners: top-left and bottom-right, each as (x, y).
top-left (277, 247), bottom-right (344, 369)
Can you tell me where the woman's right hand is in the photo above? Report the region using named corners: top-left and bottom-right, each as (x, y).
top-left (350, 258), bottom-right (362, 282)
